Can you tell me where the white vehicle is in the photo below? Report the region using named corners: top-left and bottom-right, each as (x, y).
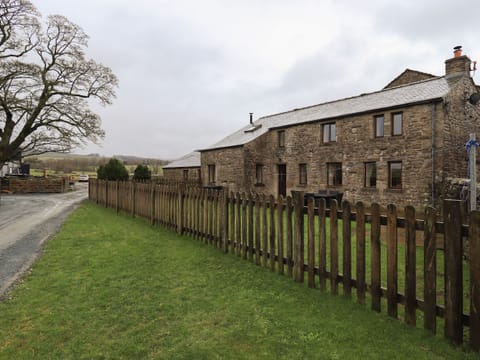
top-left (78, 174), bottom-right (89, 182)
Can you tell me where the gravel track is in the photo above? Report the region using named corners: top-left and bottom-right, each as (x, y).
top-left (0, 183), bottom-right (88, 297)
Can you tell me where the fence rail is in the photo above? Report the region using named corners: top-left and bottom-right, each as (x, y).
top-left (89, 179), bottom-right (480, 350)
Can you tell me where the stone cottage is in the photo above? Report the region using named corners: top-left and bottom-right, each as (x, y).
top-left (198, 47), bottom-right (480, 209)
top-left (163, 151), bottom-right (201, 182)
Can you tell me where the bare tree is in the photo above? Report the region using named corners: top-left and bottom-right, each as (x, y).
top-left (0, 0), bottom-right (118, 165)
top-left (0, 0), bottom-right (40, 59)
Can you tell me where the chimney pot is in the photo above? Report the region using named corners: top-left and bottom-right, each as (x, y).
top-left (454, 45), bottom-right (462, 57)
top-left (249, 112), bottom-right (253, 124)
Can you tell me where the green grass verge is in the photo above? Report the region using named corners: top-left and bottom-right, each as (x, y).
top-left (0, 203), bottom-right (476, 359)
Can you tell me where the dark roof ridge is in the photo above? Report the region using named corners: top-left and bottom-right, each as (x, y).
top-left (258, 75), bottom-right (445, 122)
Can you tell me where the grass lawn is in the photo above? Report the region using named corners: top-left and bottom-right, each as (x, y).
top-left (229, 206), bottom-right (470, 315)
top-left (0, 203), bottom-right (476, 359)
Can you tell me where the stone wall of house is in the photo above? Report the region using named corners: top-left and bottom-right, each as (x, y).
top-left (441, 76), bottom-right (480, 185)
top-left (3, 177), bottom-right (68, 193)
top-left (200, 147), bottom-right (244, 192)
top-left (163, 167), bottom-right (201, 182)
top-left (241, 101), bottom-right (447, 209)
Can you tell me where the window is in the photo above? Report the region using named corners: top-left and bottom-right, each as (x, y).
top-left (323, 123), bottom-right (336, 143)
top-left (392, 112), bottom-right (403, 136)
top-left (388, 161), bottom-right (402, 189)
top-left (364, 162), bottom-right (376, 187)
top-left (278, 130), bottom-right (285, 148)
top-left (375, 115), bottom-right (384, 137)
top-left (208, 164), bottom-right (216, 184)
top-left (183, 169), bottom-right (189, 180)
top-left (299, 163), bottom-right (307, 185)
top-left (327, 162), bottom-right (342, 186)
top-left (255, 164), bottom-right (264, 185)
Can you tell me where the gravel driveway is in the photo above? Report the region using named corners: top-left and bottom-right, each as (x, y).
top-left (0, 183), bottom-right (88, 297)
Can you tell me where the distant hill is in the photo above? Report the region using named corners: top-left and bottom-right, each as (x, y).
top-left (113, 155), bottom-right (168, 166)
top-left (28, 153), bottom-right (168, 165)
top-left (24, 153), bottom-right (168, 175)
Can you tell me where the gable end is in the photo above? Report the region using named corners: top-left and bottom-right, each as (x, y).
top-left (384, 69), bottom-right (437, 89)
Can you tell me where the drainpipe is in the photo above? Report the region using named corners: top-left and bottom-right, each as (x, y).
top-left (431, 102), bottom-right (437, 208)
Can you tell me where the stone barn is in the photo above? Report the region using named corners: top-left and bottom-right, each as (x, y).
top-left (163, 151), bottom-right (201, 182)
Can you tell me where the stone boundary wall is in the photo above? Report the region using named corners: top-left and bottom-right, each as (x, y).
top-left (2, 177), bottom-right (69, 193)
top-left (440, 177), bottom-right (480, 207)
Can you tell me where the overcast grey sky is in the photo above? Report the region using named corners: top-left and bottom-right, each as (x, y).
top-left (34, 0), bottom-right (480, 160)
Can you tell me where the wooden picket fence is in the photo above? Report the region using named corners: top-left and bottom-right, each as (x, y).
top-left (89, 179), bottom-right (480, 350)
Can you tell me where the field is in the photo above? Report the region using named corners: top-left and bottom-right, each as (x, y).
top-left (23, 153), bottom-right (166, 179)
top-left (0, 202), bottom-right (476, 359)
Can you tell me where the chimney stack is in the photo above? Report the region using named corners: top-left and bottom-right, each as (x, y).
top-left (445, 45), bottom-right (471, 77)
top-left (249, 112), bottom-right (253, 124)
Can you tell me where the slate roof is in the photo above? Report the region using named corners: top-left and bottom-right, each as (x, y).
top-left (199, 76), bottom-right (452, 152)
top-left (163, 151), bottom-right (201, 168)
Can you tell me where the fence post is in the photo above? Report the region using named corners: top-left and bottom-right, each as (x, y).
top-left (235, 192), bottom-right (241, 256)
top-left (470, 210), bottom-right (480, 351)
top-left (203, 190), bottom-right (209, 243)
top-left (269, 195), bottom-right (276, 271)
top-left (371, 203), bottom-right (381, 312)
top-left (214, 191), bottom-right (220, 248)
top-left (286, 196), bottom-right (293, 278)
top-left (277, 195), bottom-right (284, 274)
top-left (443, 199), bottom-right (464, 344)
top-left (228, 191), bottom-right (235, 250)
top-left (221, 190), bottom-right (228, 253)
top-left (262, 194), bottom-right (268, 267)
top-left (96, 179), bottom-right (99, 204)
top-left (330, 199), bottom-right (339, 294)
top-left (177, 185), bottom-right (185, 235)
top-left (131, 181), bottom-right (136, 217)
top-left (248, 193), bottom-right (254, 260)
top-left (405, 205), bottom-right (416, 326)
top-left (387, 204), bottom-right (398, 318)
top-left (307, 196), bottom-right (315, 288)
top-left (318, 198), bottom-right (327, 292)
top-left (88, 179), bottom-right (92, 200)
top-left (105, 180), bottom-right (108, 208)
top-left (356, 202), bottom-right (366, 304)
top-left (115, 181), bottom-right (119, 214)
top-left (150, 183), bottom-right (155, 225)
top-left (255, 193), bottom-right (261, 265)
top-left (424, 206), bottom-right (437, 334)
top-left (342, 200), bottom-right (352, 297)
top-left (293, 191), bottom-right (304, 283)
top-left (242, 193), bottom-right (247, 259)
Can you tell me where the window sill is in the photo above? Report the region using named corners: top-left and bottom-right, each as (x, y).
top-left (373, 135), bottom-right (404, 140)
top-left (298, 184), bottom-right (308, 187)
